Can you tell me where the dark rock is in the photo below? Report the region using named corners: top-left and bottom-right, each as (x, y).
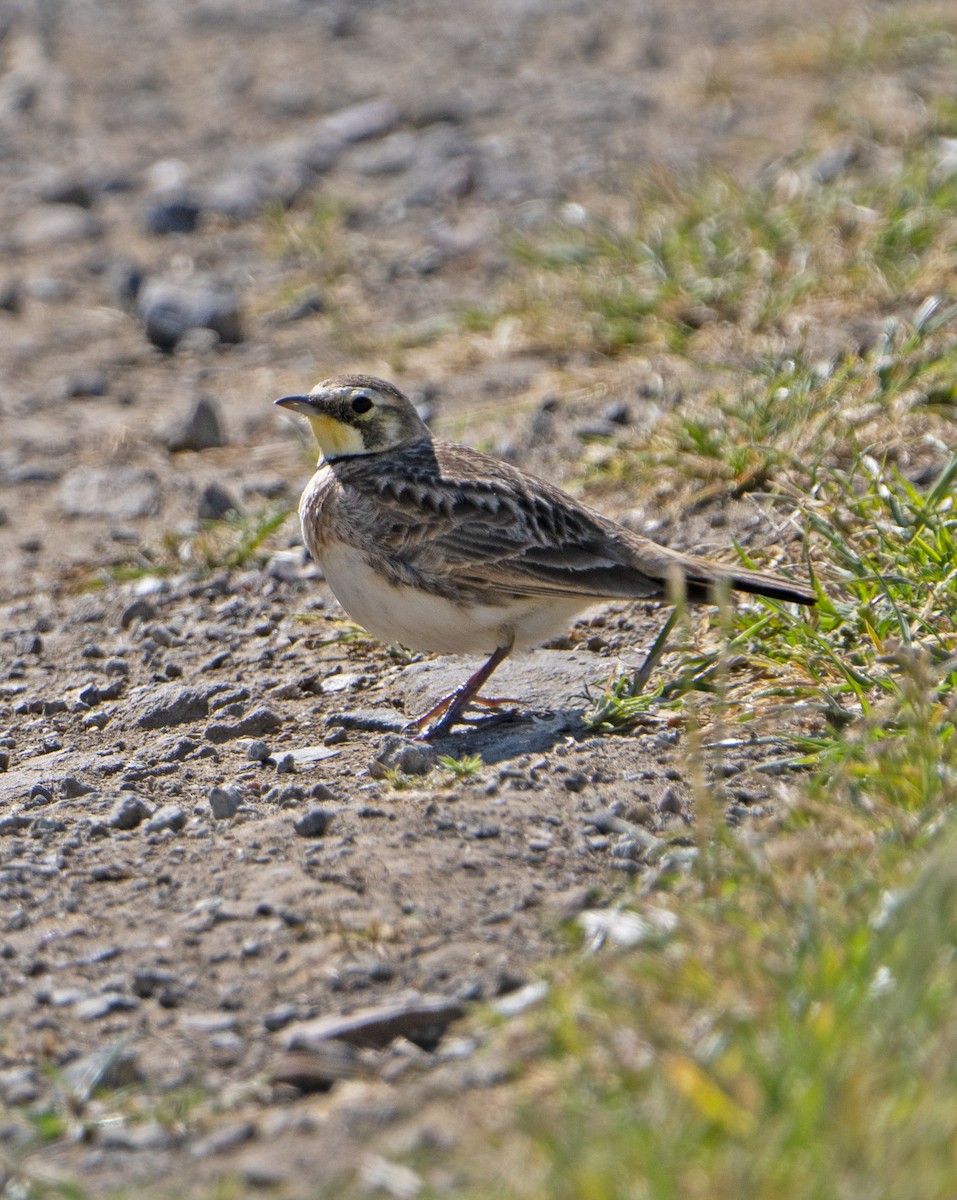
top-left (60, 776), bottom-right (95, 798)
top-left (209, 786), bottom-right (242, 820)
top-left (0, 815), bottom-right (32, 836)
top-left (14, 632), bottom-right (42, 655)
top-left (300, 134), bottom-right (342, 175)
top-left (162, 395), bottom-right (226, 452)
top-left (132, 968), bottom-right (183, 999)
top-left (562, 770), bottom-right (587, 793)
top-left (109, 794), bottom-right (151, 830)
top-left (144, 804), bottom-right (186, 834)
top-left (293, 807), bottom-right (333, 838)
top-left (144, 190), bottom-right (202, 235)
top-left (37, 171), bottom-right (97, 208)
top-left (78, 679), bottom-right (124, 706)
top-left (262, 1004), bottom-right (299, 1032)
top-left (0, 279), bottom-right (23, 313)
top-left (7, 464), bottom-right (61, 484)
top-left (108, 259), bottom-right (143, 309)
top-left (137, 279), bottom-right (243, 353)
top-left (198, 482), bottom-right (238, 520)
top-left (603, 400), bottom-right (632, 425)
top-left (59, 467), bottom-right (162, 520)
top-left (120, 599), bottom-right (156, 629)
top-left (90, 864), bottom-right (134, 882)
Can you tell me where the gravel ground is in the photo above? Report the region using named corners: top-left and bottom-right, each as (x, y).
top-left (0, 0), bottom-right (878, 1192)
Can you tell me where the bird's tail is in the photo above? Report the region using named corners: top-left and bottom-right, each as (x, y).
top-left (657, 550), bottom-right (816, 606)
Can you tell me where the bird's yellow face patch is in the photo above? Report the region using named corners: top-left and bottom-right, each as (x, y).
top-left (303, 410), bottom-right (367, 460)
top-left (274, 376), bottom-right (432, 459)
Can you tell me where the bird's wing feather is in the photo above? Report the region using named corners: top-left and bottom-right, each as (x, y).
top-left (333, 440), bottom-right (814, 605)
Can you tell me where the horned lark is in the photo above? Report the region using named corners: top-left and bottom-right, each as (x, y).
top-left (276, 375), bottom-right (815, 738)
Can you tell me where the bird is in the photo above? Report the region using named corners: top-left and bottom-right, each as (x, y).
top-left (275, 374), bottom-right (816, 739)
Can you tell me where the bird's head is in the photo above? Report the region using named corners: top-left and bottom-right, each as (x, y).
top-left (274, 375), bottom-right (430, 461)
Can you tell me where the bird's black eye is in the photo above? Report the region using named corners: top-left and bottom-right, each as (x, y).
top-left (351, 395), bottom-right (373, 415)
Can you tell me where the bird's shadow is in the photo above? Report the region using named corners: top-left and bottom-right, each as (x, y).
top-left (329, 705), bottom-right (589, 764)
top-left (426, 707), bottom-right (588, 763)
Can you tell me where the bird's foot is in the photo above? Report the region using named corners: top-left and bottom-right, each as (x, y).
top-left (405, 644), bottom-right (515, 741)
top-left (470, 695), bottom-right (520, 710)
top-left (406, 693), bottom-right (519, 741)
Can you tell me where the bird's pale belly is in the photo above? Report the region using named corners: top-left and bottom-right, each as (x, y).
top-left (317, 542), bottom-right (587, 656)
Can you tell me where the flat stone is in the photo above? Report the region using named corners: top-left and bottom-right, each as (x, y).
top-left (17, 205), bottom-right (104, 248)
top-left (191, 1120), bottom-right (256, 1159)
top-left (205, 707), bottom-right (282, 743)
top-left (492, 980), bottom-right (549, 1016)
top-left (179, 1012), bottom-right (240, 1036)
top-left (578, 906), bottom-right (677, 949)
top-left (286, 993), bottom-right (465, 1052)
top-left (271, 1043), bottom-right (364, 1091)
top-left (391, 649), bottom-right (608, 717)
top-left (282, 745), bottom-right (340, 768)
top-left (75, 992), bottom-right (140, 1021)
top-left (130, 685), bottom-right (210, 729)
top-left (99, 1122), bottom-right (171, 1152)
top-left (315, 98), bottom-right (399, 144)
top-left (59, 467), bottom-right (162, 520)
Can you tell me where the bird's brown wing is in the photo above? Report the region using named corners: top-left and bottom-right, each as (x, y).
top-left (333, 440), bottom-right (815, 606)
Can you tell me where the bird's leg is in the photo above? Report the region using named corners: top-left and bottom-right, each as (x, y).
top-left (411, 643), bottom-right (513, 740)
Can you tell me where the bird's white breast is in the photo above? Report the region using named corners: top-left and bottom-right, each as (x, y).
top-left (315, 541), bottom-right (588, 656)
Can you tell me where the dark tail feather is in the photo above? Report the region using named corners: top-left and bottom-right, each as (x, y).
top-left (683, 565), bottom-right (816, 606)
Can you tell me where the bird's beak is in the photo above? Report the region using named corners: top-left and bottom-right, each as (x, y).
top-left (274, 394), bottom-right (316, 415)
